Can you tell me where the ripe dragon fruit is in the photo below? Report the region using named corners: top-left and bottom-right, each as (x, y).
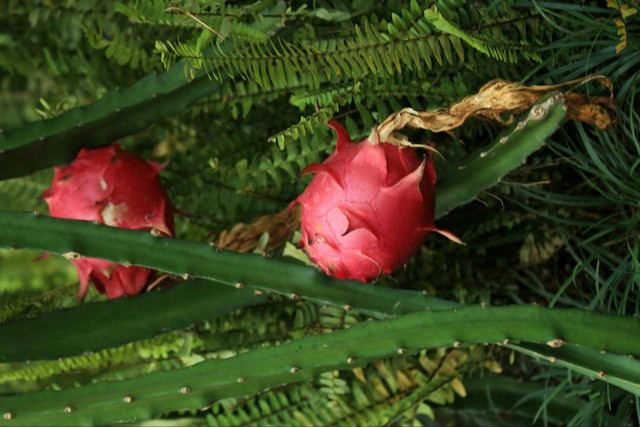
top-left (292, 120), bottom-right (460, 282)
top-left (43, 143), bottom-right (174, 300)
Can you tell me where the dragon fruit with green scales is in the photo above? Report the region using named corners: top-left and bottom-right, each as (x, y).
top-left (292, 120), bottom-right (461, 282)
top-left (43, 143), bottom-right (174, 300)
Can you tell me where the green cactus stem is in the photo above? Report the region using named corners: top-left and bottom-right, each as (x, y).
top-left (0, 279), bottom-right (268, 362)
top-left (0, 304), bottom-right (638, 426)
top-left (509, 342), bottom-right (640, 395)
top-left (0, 213), bottom-right (463, 363)
top-left (0, 254), bottom-right (458, 362)
top-left (0, 73), bottom-right (222, 181)
top-left (435, 93), bottom-right (566, 218)
top-left (0, 210), bottom-right (460, 319)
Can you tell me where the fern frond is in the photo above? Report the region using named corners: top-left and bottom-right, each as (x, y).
top-left (210, 130), bottom-right (333, 191)
top-left (0, 171), bottom-right (50, 211)
top-left (210, 71), bottom-right (474, 191)
top-left (83, 25), bottom-right (158, 72)
top-left (424, 5), bottom-right (542, 63)
top-left (115, 0), bottom-right (269, 43)
top-left (0, 330), bottom-right (188, 385)
top-left (205, 348), bottom-right (476, 426)
top-left (168, 174), bottom-right (287, 231)
top-left (190, 79), bottom-right (303, 119)
top-left (157, 0), bottom-right (544, 91)
top-left (269, 102), bottom-right (341, 149)
top-left (0, 284), bottom-right (77, 325)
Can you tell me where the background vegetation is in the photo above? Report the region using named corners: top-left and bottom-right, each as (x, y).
top-left (0, 0), bottom-right (638, 425)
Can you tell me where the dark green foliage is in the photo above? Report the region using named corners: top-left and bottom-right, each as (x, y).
top-left (443, 374), bottom-right (621, 425)
top-left (0, 0), bottom-right (639, 425)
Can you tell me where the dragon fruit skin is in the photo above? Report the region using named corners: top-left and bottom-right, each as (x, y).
top-left (42, 143), bottom-right (174, 300)
top-left (292, 120), bottom-right (458, 282)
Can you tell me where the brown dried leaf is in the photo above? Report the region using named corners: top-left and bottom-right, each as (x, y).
top-left (215, 204), bottom-right (301, 253)
top-left (519, 232), bottom-right (564, 268)
top-left (378, 74), bottom-right (616, 146)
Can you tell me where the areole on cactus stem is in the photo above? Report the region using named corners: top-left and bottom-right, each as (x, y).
top-left (292, 120), bottom-right (461, 282)
top-left (42, 143), bottom-right (174, 301)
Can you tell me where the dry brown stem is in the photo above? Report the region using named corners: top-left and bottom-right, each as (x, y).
top-left (378, 74), bottom-right (616, 146)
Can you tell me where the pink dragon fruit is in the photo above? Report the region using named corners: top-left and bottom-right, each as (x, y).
top-left (292, 120), bottom-right (460, 282)
top-left (43, 143), bottom-right (174, 300)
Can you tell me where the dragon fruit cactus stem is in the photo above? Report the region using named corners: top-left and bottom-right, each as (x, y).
top-left (292, 120), bottom-right (461, 282)
top-left (42, 143), bottom-right (174, 300)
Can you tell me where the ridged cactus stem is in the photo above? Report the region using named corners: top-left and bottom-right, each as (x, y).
top-left (0, 211), bottom-right (460, 320)
top-left (435, 93), bottom-right (566, 218)
top-left (0, 279), bottom-right (268, 362)
top-left (0, 304), bottom-right (638, 426)
top-left (508, 342), bottom-right (640, 395)
top-left (0, 74), bottom-right (221, 180)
